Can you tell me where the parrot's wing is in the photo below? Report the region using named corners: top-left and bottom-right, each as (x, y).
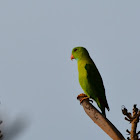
top-left (85, 63), bottom-right (110, 111)
top-left (85, 63), bottom-right (105, 95)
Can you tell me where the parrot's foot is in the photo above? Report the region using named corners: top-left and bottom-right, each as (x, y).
top-left (77, 93), bottom-right (87, 100)
top-left (79, 97), bottom-right (89, 104)
top-left (77, 93), bottom-right (90, 104)
top-left (77, 93), bottom-right (93, 104)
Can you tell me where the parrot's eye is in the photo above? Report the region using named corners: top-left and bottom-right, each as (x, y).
top-left (74, 49), bottom-right (77, 52)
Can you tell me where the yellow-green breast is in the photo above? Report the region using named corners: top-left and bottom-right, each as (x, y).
top-left (77, 59), bottom-right (97, 100)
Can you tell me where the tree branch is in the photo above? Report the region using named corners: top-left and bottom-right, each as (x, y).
top-left (77, 95), bottom-right (125, 140)
top-left (0, 120), bottom-right (3, 139)
top-left (122, 105), bottom-right (140, 140)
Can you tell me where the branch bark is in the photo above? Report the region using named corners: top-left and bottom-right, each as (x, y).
top-left (77, 95), bottom-right (125, 140)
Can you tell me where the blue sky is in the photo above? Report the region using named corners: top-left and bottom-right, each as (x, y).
top-left (0, 0), bottom-right (140, 140)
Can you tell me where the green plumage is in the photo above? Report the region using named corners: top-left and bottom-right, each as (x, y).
top-left (72, 47), bottom-right (109, 116)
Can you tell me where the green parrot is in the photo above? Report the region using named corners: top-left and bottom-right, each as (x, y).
top-left (71, 46), bottom-right (109, 116)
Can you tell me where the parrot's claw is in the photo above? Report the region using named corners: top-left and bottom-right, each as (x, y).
top-left (89, 99), bottom-right (93, 103)
top-left (77, 93), bottom-right (87, 100)
top-left (77, 93), bottom-right (89, 104)
top-left (80, 97), bottom-right (89, 104)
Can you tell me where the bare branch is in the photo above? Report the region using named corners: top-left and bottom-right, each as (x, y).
top-left (77, 95), bottom-right (125, 140)
top-left (122, 105), bottom-right (140, 140)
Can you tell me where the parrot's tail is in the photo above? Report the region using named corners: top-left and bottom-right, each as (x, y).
top-left (97, 97), bottom-right (110, 117)
top-left (101, 108), bottom-right (106, 117)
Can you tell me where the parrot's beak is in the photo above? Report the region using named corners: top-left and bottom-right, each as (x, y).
top-left (71, 54), bottom-right (75, 60)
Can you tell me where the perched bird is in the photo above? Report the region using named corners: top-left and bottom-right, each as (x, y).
top-left (71, 46), bottom-right (109, 116)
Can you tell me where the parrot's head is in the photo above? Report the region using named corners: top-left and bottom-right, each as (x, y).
top-left (71, 46), bottom-right (89, 61)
